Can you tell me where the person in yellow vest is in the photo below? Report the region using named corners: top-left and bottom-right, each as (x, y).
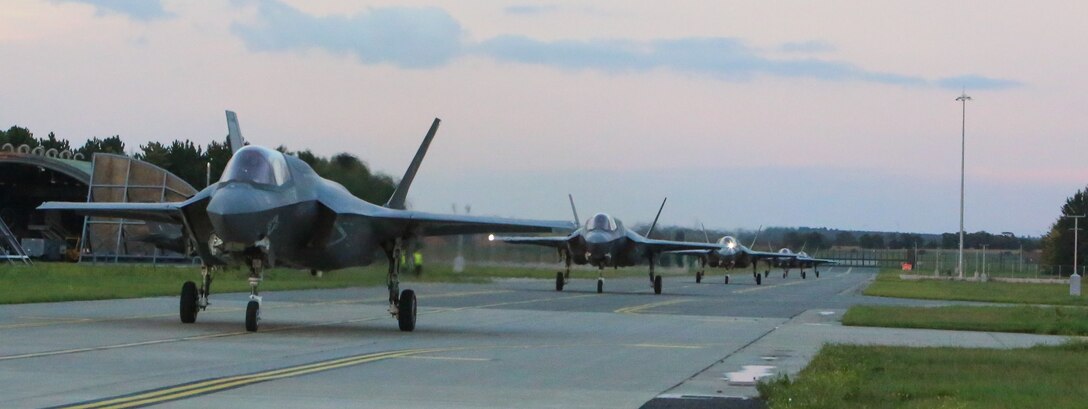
top-left (413, 250), bottom-right (424, 276)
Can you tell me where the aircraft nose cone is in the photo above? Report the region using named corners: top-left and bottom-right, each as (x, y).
top-left (206, 184), bottom-right (277, 244)
top-left (584, 232), bottom-right (613, 262)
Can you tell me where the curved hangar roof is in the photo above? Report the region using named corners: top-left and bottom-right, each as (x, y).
top-left (0, 151), bottom-right (93, 184)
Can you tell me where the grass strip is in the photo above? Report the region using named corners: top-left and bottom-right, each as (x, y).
top-left (0, 262), bottom-right (685, 304)
top-left (863, 269), bottom-right (1088, 306)
top-left (843, 304), bottom-right (1088, 336)
top-left (758, 341), bottom-right (1088, 409)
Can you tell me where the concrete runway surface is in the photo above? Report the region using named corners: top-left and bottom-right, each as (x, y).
top-left (0, 267), bottom-right (1068, 408)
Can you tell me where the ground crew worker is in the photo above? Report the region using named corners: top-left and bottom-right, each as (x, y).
top-left (413, 250), bottom-right (424, 276)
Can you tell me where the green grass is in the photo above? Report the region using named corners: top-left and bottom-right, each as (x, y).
top-left (843, 305), bottom-right (1088, 336)
top-left (0, 262), bottom-right (681, 304)
top-left (863, 269), bottom-right (1088, 306)
top-left (758, 341), bottom-right (1088, 409)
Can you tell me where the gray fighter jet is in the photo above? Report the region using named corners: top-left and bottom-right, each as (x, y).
top-left (39, 111), bottom-right (574, 332)
top-left (771, 248), bottom-right (837, 279)
top-left (668, 227), bottom-right (797, 286)
top-left (489, 196), bottom-right (719, 294)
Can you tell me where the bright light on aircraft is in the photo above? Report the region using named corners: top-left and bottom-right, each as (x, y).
top-left (488, 234), bottom-right (495, 241)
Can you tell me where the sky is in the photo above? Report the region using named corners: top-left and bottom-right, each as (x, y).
top-left (2, 0), bottom-right (1085, 236)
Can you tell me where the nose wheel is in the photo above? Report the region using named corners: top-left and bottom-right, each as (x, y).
top-left (556, 272), bottom-right (565, 291)
top-left (653, 275), bottom-right (663, 294)
top-left (245, 300), bottom-right (260, 332)
top-left (695, 271), bottom-right (703, 283)
top-left (724, 274), bottom-right (730, 284)
top-left (597, 278), bottom-right (604, 293)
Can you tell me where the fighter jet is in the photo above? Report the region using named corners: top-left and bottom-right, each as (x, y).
top-left (771, 248), bottom-right (837, 279)
top-left (668, 226), bottom-right (796, 286)
top-left (488, 196), bottom-right (719, 294)
top-left (39, 111), bottom-right (574, 332)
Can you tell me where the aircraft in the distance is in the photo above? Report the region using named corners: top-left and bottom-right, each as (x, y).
top-left (489, 196), bottom-right (719, 294)
top-left (668, 227), bottom-right (796, 286)
top-left (771, 248), bottom-right (837, 279)
top-left (39, 111), bottom-right (574, 332)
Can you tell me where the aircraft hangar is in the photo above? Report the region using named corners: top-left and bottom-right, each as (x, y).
top-left (0, 145), bottom-right (195, 262)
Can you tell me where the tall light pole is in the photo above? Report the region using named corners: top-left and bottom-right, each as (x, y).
top-left (1065, 214), bottom-right (1085, 276)
top-left (956, 91), bottom-right (972, 279)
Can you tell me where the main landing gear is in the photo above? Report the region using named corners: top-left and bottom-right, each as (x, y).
top-left (386, 240), bottom-right (417, 332)
top-left (752, 264), bottom-right (762, 286)
top-left (556, 249), bottom-right (572, 291)
top-left (180, 265), bottom-right (214, 325)
top-left (801, 269), bottom-right (807, 280)
top-left (695, 257), bottom-right (706, 283)
top-left (649, 254), bottom-right (662, 295)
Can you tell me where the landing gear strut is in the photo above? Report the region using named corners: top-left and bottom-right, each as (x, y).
top-left (696, 257), bottom-right (706, 283)
top-left (386, 240), bottom-right (417, 332)
top-left (649, 254), bottom-right (662, 295)
top-left (245, 259), bottom-right (263, 332)
top-left (596, 265), bottom-right (605, 293)
top-left (557, 249), bottom-right (571, 291)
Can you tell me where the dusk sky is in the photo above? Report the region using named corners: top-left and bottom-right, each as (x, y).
top-left (2, 1), bottom-right (1085, 236)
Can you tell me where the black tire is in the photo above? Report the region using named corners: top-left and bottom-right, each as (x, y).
top-left (245, 300), bottom-right (259, 332)
top-left (816, 270), bottom-right (820, 278)
top-left (696, 272), bottom-right (703, 283)
top-left (802, 271), bottom-right (807, 280)
top-left (764, 270), bottom-right (769, 278)
top-left (180, 281), bottom-right (198, 324)
top-left (397, 289), bottom-right (417, 332)
top-left (653, 275), bottom-right (663, 294)
top-left (556, 272), bottom-right (565, 291)
top-left (783, 272), bottom-right (787, 279)
top-left (724, 275), bottom-right (730, 284)
top-left (597, 279), bottom-right (603, 293)
top-left (756, 273), bottom-right (762, 286)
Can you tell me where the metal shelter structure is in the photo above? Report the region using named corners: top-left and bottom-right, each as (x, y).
top-left (79, 153), bottom-right (198, 263)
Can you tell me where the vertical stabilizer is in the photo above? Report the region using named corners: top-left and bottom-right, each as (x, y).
top-left (645, 197), bottom-right (667, 238)
top-left (385, 118), bottom-right (441, 210)
top-left (568, 194), bottom-right (581, 227)
top-left (749, 225), bottom-right (762, 248)
top-left (225, 110), bottom-right (246, 153)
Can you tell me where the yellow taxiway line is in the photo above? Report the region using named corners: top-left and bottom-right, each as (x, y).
top-left (56, 347), bottom-right (453, 409)
top-left (614, 299), bottom-right (690, 314)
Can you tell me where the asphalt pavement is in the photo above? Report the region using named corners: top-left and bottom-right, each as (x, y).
top-left (0, 266), bottom-right (1069, 408)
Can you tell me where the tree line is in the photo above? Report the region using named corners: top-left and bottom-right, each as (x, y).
top-left (1, 125), bottom-right (397, 205)
top-left (650, 225), bottom-right (1039, 252)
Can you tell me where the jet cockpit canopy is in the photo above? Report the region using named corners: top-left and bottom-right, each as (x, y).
top-left (717, 236), bottom-right (738, 248)
top-left (585, 213), bottom-right (618, 232)
top-left (220, 146), bottom-right (292, 186)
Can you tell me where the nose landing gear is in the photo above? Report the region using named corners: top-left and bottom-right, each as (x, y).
top-left (246, 258), bottom-right (263, 332)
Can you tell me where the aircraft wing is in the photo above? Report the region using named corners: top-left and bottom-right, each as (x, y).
top-left (807, 258), bottom-right (838, 265)
top-left (489, 235), bottom-right (574, 248)
top-left (634, 237), bottom-right (721, 253)
top-left (665, 249), bottom-right (716, 256)
top-left (745, 249), bottom-right (798, 261)
top-left (37, 201), bottom-right (186, 224)
top-left (38, 190), bottom-right (210, 225)
top-left (371, 209), bottom-right (576, 237)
